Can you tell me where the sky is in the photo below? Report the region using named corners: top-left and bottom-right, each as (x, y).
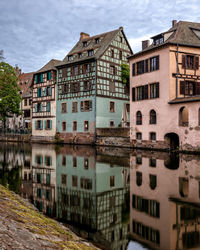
top-left (0, 0), bottom-right (200, 73)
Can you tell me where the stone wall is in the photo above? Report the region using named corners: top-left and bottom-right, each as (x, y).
top-left (57, 132), bottom-right (95, 145)
top-left (0, 134), bottom-right (31, 143)
top-left (96, 128), bottom-right (129, 137)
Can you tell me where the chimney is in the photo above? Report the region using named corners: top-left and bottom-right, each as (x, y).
top-left (172, 20), bottom-right (177, 27)
top-left (80, 32), bottom-right (90, 40)
top-left (142, 40), bottom-right (150, 50)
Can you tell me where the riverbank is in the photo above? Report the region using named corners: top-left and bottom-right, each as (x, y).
top-left (0, 185), bottom-right (98, 249)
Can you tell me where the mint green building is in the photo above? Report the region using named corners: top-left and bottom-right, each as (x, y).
top-left (56, 27), bottom-right (132, 144)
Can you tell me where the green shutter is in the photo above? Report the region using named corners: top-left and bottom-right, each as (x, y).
top-left (44, 120), bottom-right (46, 129)
top-left (40, 74), bottom-right (43, 83)
top-left (48, 72), bottom-right (51, 80)
top-left (41, 89), bottom-right (43, 97)
top-left (49, 87), bottom-right (52, 96)
top-left (40, 121), bottom-right (43, 130)
top-left (35, 155), bottom-right (37, 163)
top-left (35, 104), bottom-right (37, 112)
top-left (35, 75), bottom-right (38, 84)
top-left (50, 120), bottom-right (52, 129)
top-left (41, 104), bottom-right (43, 112)
top-left (37, 88), bottom-right (40, 97)
top-left (35, 120), bottom-right (37, 130)
top-left (47, 102), bottom-right (50, 112)
top-left (45, 87), bottom-right (47, 96)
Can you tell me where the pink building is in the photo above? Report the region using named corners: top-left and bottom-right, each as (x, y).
top-left (128, 20), bottom-right (200, 151)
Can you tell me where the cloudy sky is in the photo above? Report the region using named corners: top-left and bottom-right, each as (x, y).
top-left (0, 0), bottom-right (200, 72)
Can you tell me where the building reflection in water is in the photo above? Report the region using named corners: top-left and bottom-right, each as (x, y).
top-left (129, 151), bottom-right (200, 250)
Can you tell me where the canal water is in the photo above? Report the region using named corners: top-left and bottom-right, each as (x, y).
top-left (0, 142), bottom-right (200, 250)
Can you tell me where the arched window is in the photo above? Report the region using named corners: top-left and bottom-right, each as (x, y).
top-left (179, 106), bottom-right (188, 126)
top-left (150, 174), bottom-right (157, 190)
top-left (150, 110), bottom-right (156, 124)
top-left (136, 111), bottom-right (142, 125)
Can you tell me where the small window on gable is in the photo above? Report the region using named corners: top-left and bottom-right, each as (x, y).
top-left (78, 53), bottom-right (82, 59)
top-left (68, 55), bottom-right (73, 61)
top-left (120, 36), bottom-right (123, 43)
top-left (88, 50), bottom-right (93, 56)
top-left (111, 49), bottom-right (114, 58)
top-left (83, 41), bottom-right (87, 47)
top-left (95, 38), bottom-right (99, 44)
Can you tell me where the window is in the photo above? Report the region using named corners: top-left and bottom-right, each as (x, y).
top-left (150, 56), bottom-right (159, 71)
top-left (119, 51), bottom-right (122, 60)
top-left (120, 36), bottom-right (123, 43)
top-left (150, 175), bottom-right (157, 190)
top-left (126, 103), bottom-right (130, 113)
top-left (83, 81), bottom-right (92, 91)
top-left (144, 59), bottom-right (149, 73)
top-left (73, 121), bottom-right (77, 131)
top-left (179, 107), bottom-right (189, 126)
top-left (46, 102), bottom-right (50, 112)
top-left (37, 188), bottom-right (42, 198)
top-left (80, 100), bottom-right (92, 112)
top-left (68, 55), bottom-right (73, 61)
top-left (110, 102), bottom-right (115, 112)
top-left (136, 85), bottom-right (148, 100)
top-left (24, 109), bottom-right (30, 118)
top-left (83, 41), bottom-right (87, 47)
top-left (81, 178), bottom-right (92, 189)
top-left (37, 88), bottom-right (42, 97)
top-left (36, 155), bottom-right (43, 165)
top-left (83, 64), bottom-right (90, 73)
top-left (73, 157), bottom-right (77, 167)
top-left (136, 132), bottom-right (142, 141)
top-left (47, 71), bottom-right (51, 80)
top-left (110, 66), bottom-right (116, 75)
top-left (132, 64), bottom-right (135, 76)
top-left (78, 53), bottom-right (82, 58)
top-left (29, 99), bottom-right (32, 105)
top-left (74, 66), bottom-right (79, 75)
top-left (36, 173), bottom-right (42, 183)
top-left (111, 49), bottom-right (114, 58)
top-left (62, 122), bottom-right (66, 131)
top-left (24, 99), bottom-right (27, 106)
top-left (84, 158), bottom-right (89, 169)
top-left (46, 190), bottom-right (51, 201)
top-left (137, 60), bottom-right (144, 74)
top-left (136, 171), bottom-right (142, 186)
top-left (95, 38), bottom-right (99, 44)
top-left (72, 102), bottom-right (78, 112)
top-left (35, 103), bottom-right (42, 112)
top-left (71, 82), bottom-right (80, 92)
top-left (149, 158), bottom-right (156, 167)
top-left (72, 176), bottom-right (78, 187)
top-left (45, 120), bottom-right (52, 130)
top-left (150, 132), bottom-right (156, 141)
top-left (46, 174), bottom-right (51, 185)
top-left (61, 103), bottom-right (67, 113)
top-left (45, 87), bottom-right (52, 96)
top-left (136, 111), bottom-right (142, 125)
top-left (110, 176), bottom-right (115, 187)
top-left (109, 81), bottom-right (115, 93)
top-left (62, 84), bottom-right (69, 93)
top-left (182, 55), bottom-right (199, 70)
top-left (35, 120), bottom-right (43, 130)
top-left (154, 36), bottom-right (164, 45)
top-left (150, 110), bottom-right (156, 124)
top-left (45, 156), bottom-right (52, 166)
top-left (88, 50), bottom-right (94, 56)
top-left (84, 121), bottom-right (89, 131)
top-left (180, 81), bottom-right (200, 96)
top-left (62, 156), bottom-right (66, 166)
top-left (110, 121), bottom-right (115, 127)
top-left (150, 83), bottom-right (159, 98)
top-left (61, 174), bottom-right (67, 185)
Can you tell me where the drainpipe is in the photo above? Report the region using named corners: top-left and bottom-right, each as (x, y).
top-left (176, 44), bottom-right (179, 98)
top-left (94, 60), bottom-right (97, 144)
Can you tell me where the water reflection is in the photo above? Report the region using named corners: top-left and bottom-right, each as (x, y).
top-left (1, 143), bottom-right (200, 250)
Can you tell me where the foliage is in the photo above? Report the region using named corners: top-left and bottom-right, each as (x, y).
top-left (0, 62), bottom-right (22, 125)
top-left (121, 63), bottom-right (130, 86)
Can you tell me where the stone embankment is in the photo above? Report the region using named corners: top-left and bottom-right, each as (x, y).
top-left (0, 185), bottom-right (98, 250)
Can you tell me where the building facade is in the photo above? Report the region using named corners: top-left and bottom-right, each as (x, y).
top-left (32, 59), bottom-right (61, 142)
top-left (56, 27), bottom-right (132, 144)
top-left (129, 20), bottom-right (200, 151)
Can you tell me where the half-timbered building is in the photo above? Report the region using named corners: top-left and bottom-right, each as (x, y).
top-left (56, 27), bottom-right (132, 144)
top-left (32, 59), bottom-right (61, 142)
top-left (129, 20), bottom-right (200, 151)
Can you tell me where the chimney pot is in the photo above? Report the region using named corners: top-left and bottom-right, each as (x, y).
top-left (80, 32), bottom-right (90, 40)
top-left (142, 40), bottom-right (150, 50)
top-left (172, 20), bottom-right (177, 27)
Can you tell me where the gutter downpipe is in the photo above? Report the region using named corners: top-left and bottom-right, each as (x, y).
top-left (176, 44), bottom-right (179, 98)
top-left (94, 60), bottom-right (97, 144)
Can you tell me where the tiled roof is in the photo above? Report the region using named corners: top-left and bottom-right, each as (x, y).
top-left (129, 21), bottom-right (200, 58)
top-left (169, 96), bottom-right (200, 104)
top-left (18, 72), bottom-right (34, 96)
top-left (36, 59), bottom-right (62, 73)
top-left (57, 27), bottom-right (132, 67)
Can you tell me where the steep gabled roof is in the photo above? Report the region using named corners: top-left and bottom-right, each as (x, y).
top-left (18, 72), bottom-right (34, 96)
top-left (57, 27), bottom-right (133, 67)
top-left (36, 59), bottom-right (62, 73)
top-left (129, 21), bottom-right (200, 58)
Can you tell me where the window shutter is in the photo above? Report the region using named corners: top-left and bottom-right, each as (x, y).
top-left (132, 64), bottom-right (135, 76)
top-left (195, 56), bottom-right (199, 70)
top-left (41, 89), bottom-right (43, 97)
top-left (41, 103), bottom-right (43, 112)
top-left (182, 55), bottom-right (186, 68)
top-left (132, 87), bottom-right (135, 102)
top-left (50, 120), bottom-right (52, 129)
top-left (89, 100), bottom-right (92, 111)
top-left (35, 120), bottom-right (37, 130)
top-left (180, 81), bottom-right (185, 95)
top-left (144, 85), bottom-right (148, 99)
top-left (40, 74), bottom-right (43, 83)
top-left (40, 121), bottom-right (43, 130)
top-left (44, 87), bottom-right (47, 96)
top-left (49, 71), bottom-right (51, 80)
top-left (196, 82), bottom-right (200, 95)
top-left (37, 88), bottom-right (40, 97)
top-left (35, 75), bottom-right (38, 84)
top-left (40, 156), bottom-right (43, 164)
top-left (35, 104), bottom-right (37, 112)
top-left (80, 101), bottom-right (83, 111)
top-left (44, 120), bottom-right (46, 129)
top-left (49, 87), bottom-right (52, 96)
top-left (156, 82), bottom-right (159, 98)
top-left (156, 56), bottom-right (159, 70)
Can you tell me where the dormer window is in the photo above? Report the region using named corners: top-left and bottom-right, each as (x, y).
top-left (78, 53), bottom-right (82, 59)
top-left (83, 41), bottom-right (87, 47)
top-left (95, 38), bottom-right (99, 44)
top-left (68, 55), bottom-right (73, 61)
top-left (153, 35), bottom-right (164, 45)
top-left (88, 50), bottom-right (94, 56)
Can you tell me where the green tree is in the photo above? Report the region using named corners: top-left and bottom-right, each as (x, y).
top-left (0, 62), bottom-right (22, 128)
top-left (121, 63), bottom-right (130, 86)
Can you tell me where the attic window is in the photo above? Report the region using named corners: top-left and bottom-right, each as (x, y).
top-left (83, 41), bottom-right (87, 47)
top-left (191, 28), bottom-right (200, 39)
top-left (154, 35), bottom-right (164, 45)
top-left (120, 36), bottom-right (123, 43)
top-left (68, 55), bottom-right (73, 61)
top-left (78, 53), bottom-right (82, 59)
top-left (95, 38), bottom-right (99, 44)
top-left (88, 50), bottom-right (94, 56)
